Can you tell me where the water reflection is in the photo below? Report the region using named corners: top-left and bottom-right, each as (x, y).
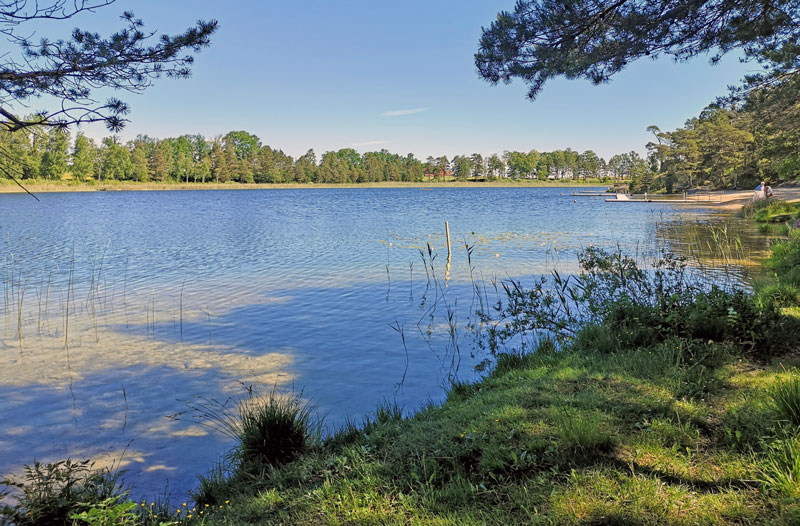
top-left (654, 210), bottom-right (776, 287)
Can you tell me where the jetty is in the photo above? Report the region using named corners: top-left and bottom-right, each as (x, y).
top-left (605, 193), bottom-right (722, 205)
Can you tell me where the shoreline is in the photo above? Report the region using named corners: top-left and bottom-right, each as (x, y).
top-left (0, 179), bottom-right (612, 194)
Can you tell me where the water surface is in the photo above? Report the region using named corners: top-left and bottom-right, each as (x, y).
top-left (0, 187), bottom-right (759, 500)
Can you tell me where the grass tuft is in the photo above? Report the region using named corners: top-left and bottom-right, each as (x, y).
top-left (760, 435), bottom-right (800, 498)
top-left (553, 408), bottom-right (615, 453)
top-left (771, 375), bottom-right (800, 427)
top-left (237, 390), bottom-right (313, 469)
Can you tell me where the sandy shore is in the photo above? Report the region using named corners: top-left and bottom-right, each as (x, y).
top-left (709, 187), bottom-right (800, 210)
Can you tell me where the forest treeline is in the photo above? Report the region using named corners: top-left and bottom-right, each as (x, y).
top-left (638, 74), bottom-right (800, 192)
top-left (3, 71), bottom-right (796, 190)
top-left (0, 126), bottom-right (643, 185)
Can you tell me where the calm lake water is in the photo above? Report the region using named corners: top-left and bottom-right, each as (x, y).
top-left (0, 187), bottom-right (768, 501)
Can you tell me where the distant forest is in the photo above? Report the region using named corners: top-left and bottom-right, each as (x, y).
top-left (0, 126), bottom-right (645, 185)
top-left (3, 67), bottom-right (796, 190)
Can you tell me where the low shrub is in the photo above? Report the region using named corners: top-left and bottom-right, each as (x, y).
top-left (70, 498), bottom-right (137, 526)
top-left (0, 459), bottom-right (125, 526)
top-left (481, 247), bottom-right (795, 362)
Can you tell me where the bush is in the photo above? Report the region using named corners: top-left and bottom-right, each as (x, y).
top-left (481, 246), bottom-right (798, 365)
top-left (0, 459), bottom-right (125, 526)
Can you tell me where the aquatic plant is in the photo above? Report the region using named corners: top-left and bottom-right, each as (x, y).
top-left (0, 459), bottom-right (126, 526)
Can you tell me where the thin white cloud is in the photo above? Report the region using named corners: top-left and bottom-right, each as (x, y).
top-left (381, 108), bottom-right (426, 117)
top-left (352, 140), bottom-right (389, 147)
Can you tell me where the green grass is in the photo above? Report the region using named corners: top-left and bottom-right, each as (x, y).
top-left (739, 199), bottom-right (800, 222)
top-left (158, 345), bottom-right (799, 525)
top-left (771, 376), bottom-right (800, 427)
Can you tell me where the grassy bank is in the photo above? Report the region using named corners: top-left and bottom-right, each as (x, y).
top-left (171, 238), bottom-right (800, 525)
top-left (4, 205), bottom-right (800, 525)
top-left (0, 178), bottom-right (613, 194)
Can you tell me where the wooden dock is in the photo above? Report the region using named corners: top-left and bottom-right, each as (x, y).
top-left (604, 193), bottom-right (720, 205)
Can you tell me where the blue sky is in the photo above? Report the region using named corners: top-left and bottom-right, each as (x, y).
top-left (34, 1), bottom-right (758, 160)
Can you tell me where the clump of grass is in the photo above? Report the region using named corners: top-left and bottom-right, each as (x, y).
top-left (771, 375), bottom-right (800, 427)
top-left (323, 417), bottom-right (364, 451)
top-left (191, 463), bottom-right (235, 510)
top-left (179, 386), bottom-right (315, 472)
top-left (553, 408), bottom-right (615, 453)
top-left (572, 323), bottom-right (621, 354)
top-left (760, 436), bottom-right (800, 498)
top-left (492, 352), bottom-right (530, 376)
top-left (447, 379), bottom-right (480, 401)
top-left (758, 282), bottom-right (800, 308)
top-left (237, 391), bottom-right (313, 469)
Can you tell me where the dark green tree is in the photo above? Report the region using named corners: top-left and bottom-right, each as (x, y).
top-left (100, 137), bottom-right (132, 180)
top-left (293, 149), bottom-right (317, 183)
top-left (39, 128), bottom-right (69, 179)
top-left (476, 1), bottom-right (800, 100)
top-left (72, 133), bottom-right (97, 181)
top-left (0, 2), bottom-right (216, 132)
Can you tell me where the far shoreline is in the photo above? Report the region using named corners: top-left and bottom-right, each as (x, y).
top-left (0, 179), bottom-right (612, 195)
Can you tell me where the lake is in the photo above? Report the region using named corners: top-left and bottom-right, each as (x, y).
top-left (0, 187), bottom-right (765, 501)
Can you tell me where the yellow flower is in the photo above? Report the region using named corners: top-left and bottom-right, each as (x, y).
top-left (183, 502), bottom-right (187, 507)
